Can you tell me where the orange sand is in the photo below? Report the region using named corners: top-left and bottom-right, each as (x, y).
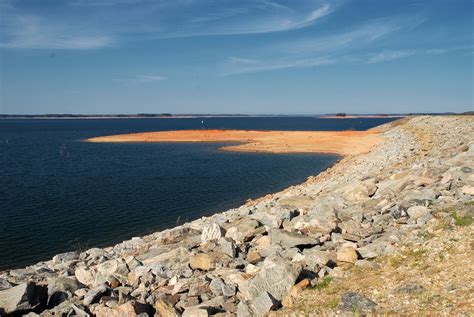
top-left (87, 130), bottom-right (381, 156)
top-left (319, 115), bottom-right (404, 119)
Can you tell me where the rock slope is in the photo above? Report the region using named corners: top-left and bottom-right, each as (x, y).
top-left (1, 116), bottom-right (473, 316)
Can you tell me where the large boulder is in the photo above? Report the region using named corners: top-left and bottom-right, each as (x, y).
top-left (407, 206), bottom-right (432, 225)
top-left (47, 276), bottom-right (81, 308)
top-left (336, 246), bottom-right (358, 264)
top-left (301, 248), bottom-right (330, 270)
top-left (244, 257), bottom-right (301, 301)
top-left (341, 179), bottom-right (378, 201)
top-left (96, 258), bottom-right (130, 278)
top-left (52, 251), bottom-right (79, 265)
top-left (224, 218), bottom-right (261, 243)
top-left (162, 227), bottom-right (200, 245)
top-left (290, 203), bottom-right (339, 235)
top-left (248, 291), bottom-right (277, 316)
top-left (250, 206), bottom-right (294, 229)
top-left (269, 229), bottom-right (319, 249)
top-left (0, 282), bottom-right (47, 315)
top-left (139, 247), bottom-right (190, 272)
top-left (83, 284), bottom-right (107, 306)
top-left (75, 267), bottom-right (96, 287)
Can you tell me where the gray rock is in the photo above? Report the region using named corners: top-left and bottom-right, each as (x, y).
top-left (47, 276), bottom-right (81, 308)
top-left (248, 291), bottom-right (277, 317)
top-left (83, 284), bottom-right (107, 306)
top-left (245, 257), bottom-right (300, 301)
top-left (0, 278), bottom-right (12, 291)
top-left (52, 251), bottom-right (79, 265)
top-left (259, 244), bottom-right (284, 258)
top-left (337, 291), bottom-right (377, 313)
top-left (125, 256), bottom-right (142, 271)
top-left (96, 258), bottom-right (130, 278)
top-left (209, 277), bottom-right (236, 298)
top-left (86, 248), bottom-right (107, 260)
top-left (216, 237), bottom-right (236, 258)
top-left (301, 248), bottom-right (330, 270)
top-left (236, 301), bottom-right (253, 317)
top-left (209, 278), bottom-right (225, 296)
top-left (407, 206), bottom-right (431, 222)
top-left (357, 242), bottom-right (388, 259)
top-left (225, 218), bottom-right (261, 243)
top-left (341, 179), bottom-right (377, 201)
top-left (291, 203), bottom-right (338, 234)
top-left (269, 229), bottom-right (319, 249)
top-left (250, 206), bottom-right (293, 229)
top-left (0, 282), bottom-right (47, 315)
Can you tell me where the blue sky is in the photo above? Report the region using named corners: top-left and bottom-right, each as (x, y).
top-left (0, 0), bottom-right (472, 114)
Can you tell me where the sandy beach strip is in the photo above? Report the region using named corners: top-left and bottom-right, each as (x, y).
top-left (318, 115), bottom-right (405, 119)
top-left (86, 129), bottom-right (381, 156)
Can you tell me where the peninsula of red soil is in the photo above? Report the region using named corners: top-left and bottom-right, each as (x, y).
top-left (318, 115), bottom-right (404, 119)
top-left (87, 130), bottom-right (381, 156)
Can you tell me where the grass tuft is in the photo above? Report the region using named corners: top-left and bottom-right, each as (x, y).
top-left (312, 276), bottom-right (333, 290)
top-left (450, 212), bottom-right (473, 226)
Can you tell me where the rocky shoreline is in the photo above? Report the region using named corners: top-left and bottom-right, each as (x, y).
top-left (1, 116), bottom-right (473, 316)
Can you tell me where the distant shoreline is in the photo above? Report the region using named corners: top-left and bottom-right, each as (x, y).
top-left (0, 114), bottom-right (411, 120)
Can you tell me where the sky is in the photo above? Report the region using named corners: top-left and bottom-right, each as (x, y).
top-left (0, 0), bottom-right (472, 115)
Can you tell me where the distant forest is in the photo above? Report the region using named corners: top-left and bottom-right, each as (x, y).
top-left (0, 112), bottom-right (471, 119)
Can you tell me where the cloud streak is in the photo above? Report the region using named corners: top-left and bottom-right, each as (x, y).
top-left (0, 12), bottom-right (114, 49)
top-left (222, 15), bottom-right (426, 75)
top-left (0, 0), bottom-right (335, 50)
top-left (135, 75), bottom-right (167, 82)
top-left (224, 56), bottom-right (336, 75)
top-left (367, 50), bottom-right (417, 64)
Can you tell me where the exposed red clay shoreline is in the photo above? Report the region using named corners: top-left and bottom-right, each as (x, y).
top-left (318, 115), bottom-right (405, 119)
top-left (86, 129), bottom-right (382, 156)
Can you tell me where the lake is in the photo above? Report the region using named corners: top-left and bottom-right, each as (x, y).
top-left (0, 116), bottom-right (397, 269)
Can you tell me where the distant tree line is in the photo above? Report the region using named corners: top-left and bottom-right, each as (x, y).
top-left (0, 113), bottom-right (174, 118)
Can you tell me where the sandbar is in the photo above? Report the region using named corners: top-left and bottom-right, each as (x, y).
top-left (87, 129), bottom-right (381, 156)
top-left (318, 115), bottom-right (404, 119)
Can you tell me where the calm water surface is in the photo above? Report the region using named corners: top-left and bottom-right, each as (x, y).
top-left (0, 117), bottom-right (397, 269)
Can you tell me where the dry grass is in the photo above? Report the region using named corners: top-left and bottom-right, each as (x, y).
top-left (274, 222), bottom-right (474, 316)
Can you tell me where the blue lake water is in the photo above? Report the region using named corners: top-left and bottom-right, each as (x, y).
top-left (0, 117), bottom-right (397, 269)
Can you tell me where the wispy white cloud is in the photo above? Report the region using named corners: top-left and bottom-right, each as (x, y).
top-left (1, 0), bottom-right (336, 50)
top-left (223, 56), bottom-right (337, 75)
top-left (367, 50), bottom-right (417, 64)
top-left (115, 74), bottom-right (168, 85)
top-left (366, 45), bottom-right (474, 64)
top-left (0, 13), bottom-right (114, 49)
top-left (276, 15), bottom-right (425, 54)
top-left (223, 15), bottom-right (426, 75)
top-left (135, 75), bottom-right (167, 82)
